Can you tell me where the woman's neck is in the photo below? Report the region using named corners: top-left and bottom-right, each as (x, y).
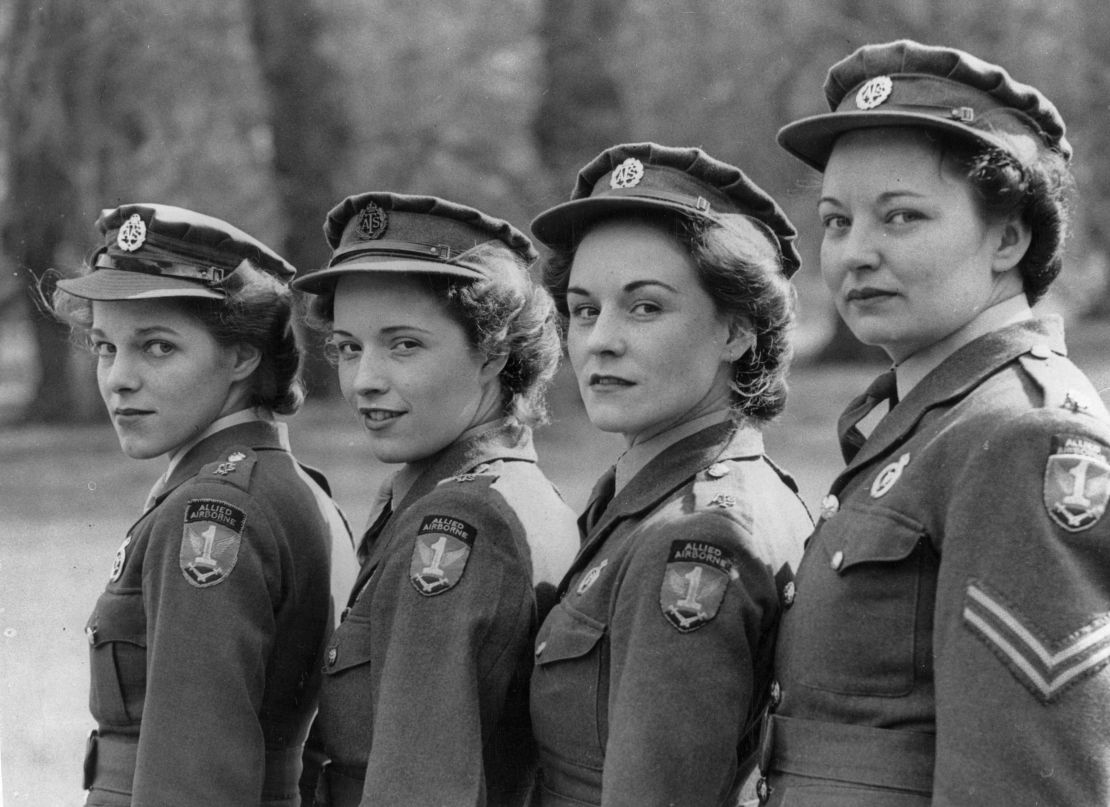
top-left (895, 294), bottom-right (1033, 398)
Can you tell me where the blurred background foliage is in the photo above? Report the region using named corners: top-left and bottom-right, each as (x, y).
top-left (3, 0), bottom-right (1110, 423)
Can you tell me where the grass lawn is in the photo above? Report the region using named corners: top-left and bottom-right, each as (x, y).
top-left (3, 331), bottom-right (1109, 804)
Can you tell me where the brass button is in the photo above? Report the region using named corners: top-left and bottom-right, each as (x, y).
top-left (326, 647), bottom-right (338, 666)
top-left (782, 581), bottom-right (796, 607)
top-left (830, 550), bottom-right (844, 570)
top-left (707, 463), bottom-right (729, 478)
top-left (535, 641), bottom-right (547, 657)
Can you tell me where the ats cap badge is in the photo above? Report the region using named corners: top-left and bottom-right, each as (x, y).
top-left (855, 75), bottom-right (893, 109)
top-left (116, 213), bottom-right (147, 252)
top-left (660, 540), bottom-right (735, 633)
top-left (609, 157), bottom-right (645, 189)
top-left (355, 202), bottom-right (389, 240)
top-left (410, 514), bottom-right (477, 596)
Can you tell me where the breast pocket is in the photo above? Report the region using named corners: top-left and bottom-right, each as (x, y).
top-left (793, 506), bottom-right (935, 697)
top-left (530, 602), bottom-right (607, 765)
top-left (87, 592), bottom-right (147, 726)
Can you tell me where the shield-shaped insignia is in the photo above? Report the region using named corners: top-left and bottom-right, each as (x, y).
top-left (659, 540), bottom-right (735, 633)
top-left (180, 498), bottom-right (246, 588)
top-left (410, 515), bottom-right (477, 596)
top-left (1044, 435), bottom-right (1110, 532)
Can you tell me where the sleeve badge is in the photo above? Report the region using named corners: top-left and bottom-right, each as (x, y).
top-left (410, 515), bottom-right (477, 596)
top-left (659, 540), bottom-right (735, 633)
top-left (180, 498), bottom-right (246, 587)
top-left (1043, 434), bottom-right (1110, 532)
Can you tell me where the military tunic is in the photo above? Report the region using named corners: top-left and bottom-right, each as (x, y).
top-left (84, 419), bottom-right (344, 806)
top-left (312, 420), bottom-right (578, 807)
top-left (764, 317), bottom-right (1110, 806)
top-left (530, 421), bottom-right (810, 807)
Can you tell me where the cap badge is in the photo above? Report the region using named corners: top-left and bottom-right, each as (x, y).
top-left (355, 202), bottom-right (389, 240)
top-left (855, 75), bottom-right (893, 110)
top-left (116, 214), bottom-right (147, 252)
top-left (610, 157), bottom-right (645, 189)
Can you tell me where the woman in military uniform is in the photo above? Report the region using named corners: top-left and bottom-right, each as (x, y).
top-left (292, 192), bottom-right (578, 807)
top-left (51, 204), bottom-right (352, 806)
top-left (527, 142), bottom-right (812, 807)
top-left (761, 40), bottom-right (1110, 805)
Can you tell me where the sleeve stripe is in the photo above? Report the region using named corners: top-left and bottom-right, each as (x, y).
top-left (963, 582), bottom-right (1110, 701)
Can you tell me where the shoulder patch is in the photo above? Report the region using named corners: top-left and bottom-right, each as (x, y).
top-left (1043, 434), bottom-right (1110, 532)
top-left (659, 540), bottom-right (736, 633)
top-left (410, 515), bottom-right (477, 596)
top-left (963, 579), bottom-right (1110, 702)
top-left (180, 498), bottom-right (246, 587)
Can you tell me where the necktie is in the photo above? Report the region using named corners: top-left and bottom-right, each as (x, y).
top-left (578, 465), bottom-right (617, 537)
top-left (356, 477), bottom-right (394, 565)
top-left (837, 369), bottom-right (898, 464)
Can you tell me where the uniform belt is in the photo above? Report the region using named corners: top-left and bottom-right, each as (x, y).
top-left (84, 730), bottom-right (305, 803)
top-left (762, 715), bottom-right (935, 794)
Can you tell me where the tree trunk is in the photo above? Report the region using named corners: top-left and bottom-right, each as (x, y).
top-left (532, 0), bottom-right (631, 182)
top-left (2, 0), bottom-right (97, 423)
top-left (246, 0), bottom-right (353, 400)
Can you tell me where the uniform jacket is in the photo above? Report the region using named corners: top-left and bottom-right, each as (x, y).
top-left (766, 317), bottom-right (1110, 806)
top-left (84, 419), bottom-right (342, 807)
top-left (530, 422), bottom-right (811, 807)
top-left (312, 420), bottom-right (578, 807)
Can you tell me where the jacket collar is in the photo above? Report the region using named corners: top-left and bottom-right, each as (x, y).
top-left (838, 316), bottom-right (1065, 483)
top-left (164, 419), bottom-right (286, 493)
top-left (393, 419), bottom-right (536, 515)
top-left (585, 420), bottom-right (762, 545)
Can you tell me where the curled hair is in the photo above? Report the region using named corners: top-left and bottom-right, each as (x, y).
top-left (542, 211), bottom-right (796, 423)
top-left (49, 262), bottom-right (305, 415)
top-left (935, 130), bottom-right (1074, 303)
top-left (303, 243), bottom-right (561, 426)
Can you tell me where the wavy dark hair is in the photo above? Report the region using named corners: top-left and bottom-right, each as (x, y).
top-left (542, 210), bottom-right (796, 423)
top-left (303, 242), bottom-right (561, 426)
top-left (49, 262), bottom-right (305, 415)
top-left (934, 128), bottom-right (1074, 304)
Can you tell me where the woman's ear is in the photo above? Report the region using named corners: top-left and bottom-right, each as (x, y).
top-left (722, 316), bottom-right (756, 362)
top-left (479, 350), bottom-right (510, 384)
top-left (991, 215), bottom-right (1033, 274)
top-left (229, 343), bottom-right (263, 382)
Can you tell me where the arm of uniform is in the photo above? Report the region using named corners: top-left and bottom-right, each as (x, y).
top-left (132, 482), bottom-right (281, 805)
top-left (602, 510), bottom-right (779, 807)
top-left (359, 491), bottom-right (535, 807)
top-left (932, 409), bottom-right (1110, 805)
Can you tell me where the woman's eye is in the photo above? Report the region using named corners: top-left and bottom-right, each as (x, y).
top-left (392, 338), bottom-right (421, 352)
top-left (821, 213), bottom-right (849, 232)
top-left (631, 301), bottom-right (662, 316)
top-left (90, 341), bottom-right (115, 358)
top-left (569, 303), bottom-right (598, 322)
top-left (888, 210), bottom-right (923, 225)
top-left (324, 339), bottom-right (360, 366)
top-left (146, 341), bottom-right (175, 358)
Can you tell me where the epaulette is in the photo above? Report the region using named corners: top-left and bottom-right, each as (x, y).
top-left (198, 447), bottom-right (258, 492)
top-left (688, 460), bottom-right (754, 533)
top-left (437, 462), bottom-right (500, 487)
top-left (1018, 346), bottom-right (1110, 419)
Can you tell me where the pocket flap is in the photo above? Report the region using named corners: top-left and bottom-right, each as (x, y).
top-left (323, 615), bottom-right (374, 675)
top-left (86, 593), bottom-right (146, 647)
top-left (534, 603), bottom-right (605, 666)
top-left (828, 506), bottom-right (926, 573)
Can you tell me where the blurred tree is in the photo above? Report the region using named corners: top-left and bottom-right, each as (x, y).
top-left (532, 0), bottom-right (632, 187)
top-left (3, 0), bottom-right (98, 422)
top-left (247, 0), bottom-right (353, 397)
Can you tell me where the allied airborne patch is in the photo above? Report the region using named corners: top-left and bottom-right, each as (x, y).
top-left (410, 515), bottom-right (476, 596)
top-left (660, 540), bottom-right (734, 633)
top-left (1043, 434), bottom-right (1110, 532)
top-left (180, 498), bottom-right (246, 588)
